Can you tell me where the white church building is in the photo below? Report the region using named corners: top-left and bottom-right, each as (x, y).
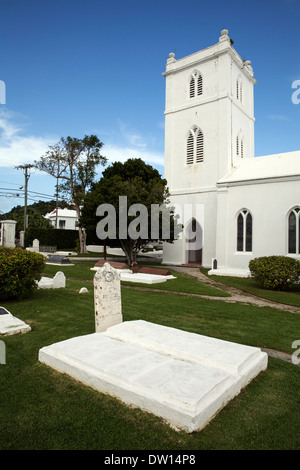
top-left (162, 29), bottom-right (300, 277)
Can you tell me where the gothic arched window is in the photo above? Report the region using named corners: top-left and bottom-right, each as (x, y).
top-left (236, 131), bottom-right (244, 158)
top-left (186, 127), bottom-right (204, 164)
top-left (189, 71), bottom-right (203, 98)
top-left (236, 76), bottom-right (243, 102)
top-left (237, 210), bottom-right (252, 252)
top-left (288, 207), bottom-right (300, 254)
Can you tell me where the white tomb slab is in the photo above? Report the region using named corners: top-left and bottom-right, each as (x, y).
top-left (37, 272), bottom-right (66, 289)
top-left (0, 307), bottom-right (31, 336)
top-left (90, 268), bottom-right (176, 284)
top-left (120, 272), bottom-right (176, 284)
top-left (38, 320), bottom-right (267, 432)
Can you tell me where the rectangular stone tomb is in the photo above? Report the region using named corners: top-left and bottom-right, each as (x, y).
top-left (119, 272), bottom-right (173, 284)
top-left (0, 307), bottom-right (31, 336)
top-left (46, 255), bottom-right (73, 265)
top-left (38, 320), bottom-right (267, 432)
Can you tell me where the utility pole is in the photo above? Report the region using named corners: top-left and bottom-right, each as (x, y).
top-left (55, 158), bottom-right (60, 229)
top-left (16, 164), bottom-right (34, 232)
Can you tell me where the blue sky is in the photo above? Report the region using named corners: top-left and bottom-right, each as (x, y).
top-left (0, 0), bottom-right (300, 214)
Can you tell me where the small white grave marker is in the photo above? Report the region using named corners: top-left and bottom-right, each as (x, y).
top-left (53, 271), bottom-right (66, 289)
top-left (0, 306), bottom-right (31, 336)
top-left (94, 263), bottom-right (123, 332)
top-left (32, 239), bottom-right (40, 252)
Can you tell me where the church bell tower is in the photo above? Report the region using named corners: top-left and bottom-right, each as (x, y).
top-left (162, 29), bottom-right (256, 267)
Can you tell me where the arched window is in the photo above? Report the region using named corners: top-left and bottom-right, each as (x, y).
top-left (240, 137), bottom-right (244, 158)
top-left (236, 131), bottom-right (244, 158)
top-left (186, 127), bottom-right (204, 164)
top-left (236, 76), bottom-right (243, 102)
top-left (237, 210), bottom-right (252, 252)
top-left (288, 207), bottom-right (300, 254)
top-left (197, 74), bottom-right (203, 95)
top-left (189, 71), bottom-right (203, 98)
top-left (189, 76), bottom-right (195, 98)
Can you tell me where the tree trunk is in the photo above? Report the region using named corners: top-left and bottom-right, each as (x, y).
top-left (119, 239), bottom-right (134, 268)
top-left (79, 227), bottom-right (87, 254)
top-left (75, 204), bottom-right (87, 254)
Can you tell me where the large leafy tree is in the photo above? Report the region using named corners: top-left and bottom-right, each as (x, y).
top-left (34, 135), bottom-right (107, 253)
top-left (80, 158), bottom-right (182, 267)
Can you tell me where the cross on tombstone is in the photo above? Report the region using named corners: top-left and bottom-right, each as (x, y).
top-left (94, 263), bottom-right (123, 332)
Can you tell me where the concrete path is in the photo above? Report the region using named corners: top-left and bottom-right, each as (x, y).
top-left (168, 266), bottom-right (300, 315)
top-left (165, 266), bottom-right (300, 366)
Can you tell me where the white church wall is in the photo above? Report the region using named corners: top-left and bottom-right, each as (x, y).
top-left (163, 190), bottom-right (217, 267)
top-left (162, 30), bottom-right (300, 274)
top-left (215, 178), bottom-right (300, 273)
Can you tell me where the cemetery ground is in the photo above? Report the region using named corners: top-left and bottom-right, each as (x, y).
top-left (0, 258), bottom-right (300, 450)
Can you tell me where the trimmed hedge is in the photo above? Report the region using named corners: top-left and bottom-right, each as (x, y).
top-left (24, 227), bottom-right (79, 250)
top-left (249, 255), bottom-right (300, 291)
top-left (0, 247), bottom-right (45, 300)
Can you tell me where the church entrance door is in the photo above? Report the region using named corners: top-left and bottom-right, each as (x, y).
top-left (186, 218), bottom-right (202, 264)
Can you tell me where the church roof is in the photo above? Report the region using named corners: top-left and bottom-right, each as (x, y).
top-left (218, 150), bottom-right (300, 185)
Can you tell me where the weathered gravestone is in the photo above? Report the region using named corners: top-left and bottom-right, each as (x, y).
top-left (0, 220), bottom-right (17, 247)
top-left (94, 263), bottom-right (123, 332)
top-left (32, 239), bottom-right (40, 252)
top-left (0, 306), bottom-right (31, 335)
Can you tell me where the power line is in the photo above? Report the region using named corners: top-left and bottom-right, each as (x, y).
top-left (0, 180), bottom-right (23, 187)
top-left (27, 190), bottom-right (55, 198)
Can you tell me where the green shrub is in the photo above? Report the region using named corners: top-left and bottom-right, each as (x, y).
top-left (0, 247), bottom-right (45, 300)
top-left (24, 227), bottom-right (78, 250)
top-left (249, 255), bottom-right (300, 291)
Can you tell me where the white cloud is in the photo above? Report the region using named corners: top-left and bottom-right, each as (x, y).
top-left (118, 120), bottom-right (148, 149)
top-left (104, 143), bottom-right (164, 168)
top-left (0, 109), bottom-right (57, 168)
top-left (99, 119), bottom-right (165, 170)
top-left (0, 112), bottom-right (165, 173)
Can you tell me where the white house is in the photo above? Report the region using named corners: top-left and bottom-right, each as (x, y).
top-left (44, 208), bottom-right (79, 230)
top-left (162, 29), bottom-right (300, 277)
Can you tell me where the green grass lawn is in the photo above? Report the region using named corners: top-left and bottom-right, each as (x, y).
top-left (0, 266), bottom-right (300, 450)
top-left (43, 261), bottom-right (229, 297)
top-left (203, 268), bottom-right (300, 307)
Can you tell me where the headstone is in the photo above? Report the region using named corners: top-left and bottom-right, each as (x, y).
top-left (0, 220), bottom-right (17, 247)
top-left (19, 231), bottom-right (25, 248)
top-left (32, 239), bottom-right (40, 252)
top-left (53, 271), bottom-right (66, 289)
top-left (94, 262), bottom-right (122, 332)
top-left (79, 287), bottom-right (88, 294)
